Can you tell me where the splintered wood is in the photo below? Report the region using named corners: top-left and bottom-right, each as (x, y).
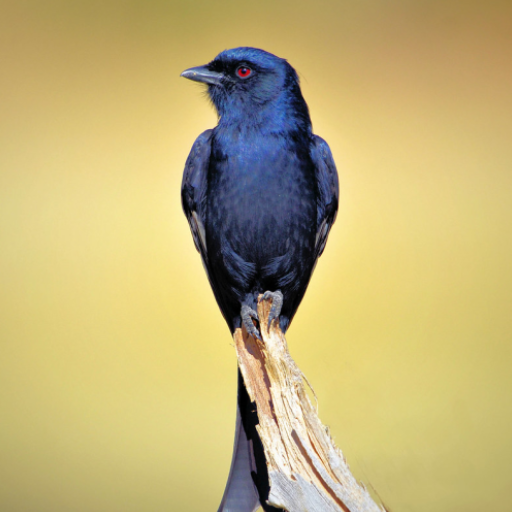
top-left (234, 297), bottom-right (384, 512)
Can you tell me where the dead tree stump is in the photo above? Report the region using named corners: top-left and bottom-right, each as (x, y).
top-left (233, 295), bottom-right (384, 512)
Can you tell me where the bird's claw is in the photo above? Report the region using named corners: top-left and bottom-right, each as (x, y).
top-left (241, 291), bottom-right (283, 339)
top-left (262, 290), bottom-right (283, 330)
top-left (241, 304), bottom-right (262, 340)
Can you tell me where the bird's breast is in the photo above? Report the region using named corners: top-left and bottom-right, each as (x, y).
top-left (206, 135), bottom-right (317, 264)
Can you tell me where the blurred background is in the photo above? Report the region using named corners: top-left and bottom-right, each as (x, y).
top-left (1, 0), bottom-right (511, 511)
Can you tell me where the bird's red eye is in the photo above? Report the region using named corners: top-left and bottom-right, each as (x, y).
top-left (237, 66), bottom-right (252, 78)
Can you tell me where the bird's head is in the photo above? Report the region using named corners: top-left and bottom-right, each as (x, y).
top-left (181, 47), bottom-right (311, 131)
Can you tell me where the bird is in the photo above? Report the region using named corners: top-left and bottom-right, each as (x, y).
top-left (180, 47), bottom-right (339, 512)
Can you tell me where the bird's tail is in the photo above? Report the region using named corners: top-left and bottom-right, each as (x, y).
top-left (217, 370), bottom-right (283, 512)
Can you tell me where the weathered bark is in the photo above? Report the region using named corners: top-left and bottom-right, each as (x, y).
top-left (234, 296), bottom-right (384, 512)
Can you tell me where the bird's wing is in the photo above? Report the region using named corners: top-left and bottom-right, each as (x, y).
top-left (181, 129), bottom-right (213, 266)
top-left (311, 135), bottom-right (339, 260)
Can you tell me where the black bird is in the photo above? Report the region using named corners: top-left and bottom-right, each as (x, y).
top-left (181, 47), bottom-right (339, 512)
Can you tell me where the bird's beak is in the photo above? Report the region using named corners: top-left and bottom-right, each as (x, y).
top-left (180, 65), bottom-right (224, 85)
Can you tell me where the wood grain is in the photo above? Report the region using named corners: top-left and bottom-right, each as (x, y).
top-left (234, 296), bottom-right (384, 512)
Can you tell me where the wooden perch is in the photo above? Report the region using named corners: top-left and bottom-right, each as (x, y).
top-left (234, 296), bottom-right (384, 512)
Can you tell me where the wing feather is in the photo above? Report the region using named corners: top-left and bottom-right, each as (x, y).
top-left (310, 134), bottom-right (339, 260)
top-left (181, 129), bottom-right (213, 265)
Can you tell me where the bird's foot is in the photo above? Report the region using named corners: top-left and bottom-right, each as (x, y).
top-left (262, 290), bottom-right (283, 330)
top-left (241, 304), bottom-right (261, 340)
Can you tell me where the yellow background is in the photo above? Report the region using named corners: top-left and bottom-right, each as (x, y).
top-left (1, 1), bottom-right (511, 510)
